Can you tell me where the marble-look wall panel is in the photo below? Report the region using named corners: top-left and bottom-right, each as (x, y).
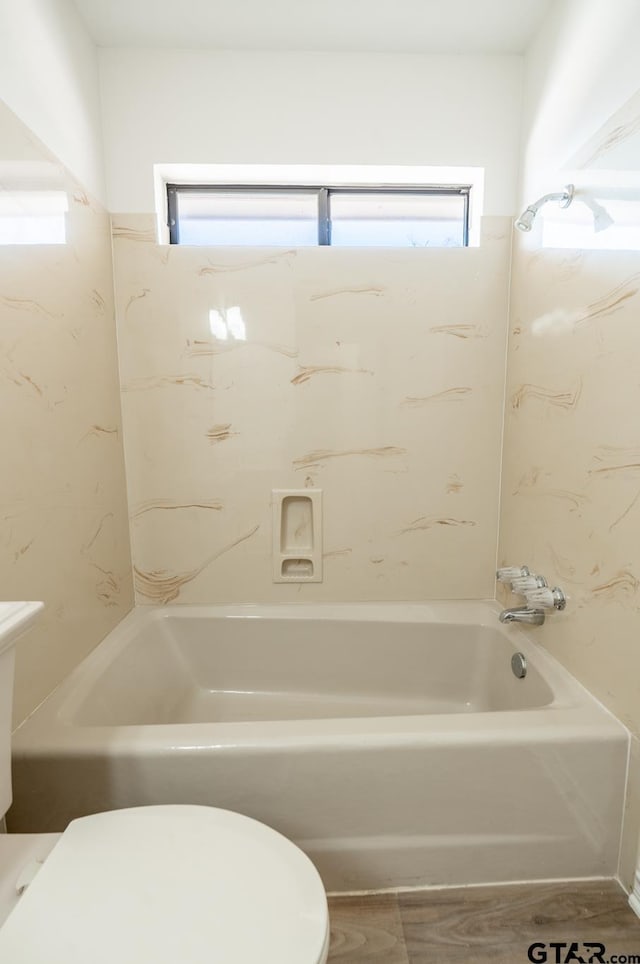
top-left (112, 215), bottom-right (510, 604)
top-left (0, 105), bottom-right (134, 725)
top-left (499, 239), bottom-right (640, 735)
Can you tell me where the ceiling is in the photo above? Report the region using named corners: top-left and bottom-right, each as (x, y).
top-left (73, 0), bottom-right (551, 53)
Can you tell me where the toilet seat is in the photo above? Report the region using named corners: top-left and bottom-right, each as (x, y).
top-left (0, 805), bottom-right (329, 964)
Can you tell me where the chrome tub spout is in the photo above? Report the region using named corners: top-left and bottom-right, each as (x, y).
top-left (499, 607), bottom-right (545, 627)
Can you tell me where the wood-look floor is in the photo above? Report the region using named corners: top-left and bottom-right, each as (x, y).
top-left (327, 881), bottom-right (640, 963)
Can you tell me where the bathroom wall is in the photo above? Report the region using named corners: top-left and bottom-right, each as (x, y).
top-left (112, 214), bottom-right (511, 604)
top-left (0, 0), bottom-right (107, 205)
top-left (98, 39), bottom-right (522, 602)
top-left (98, 49), bottom-right (522, 216)
top-left (498, 0), bottom-right (640, 886)
top-left (0, 103), bottom-right (133, 724)
top-left (519, 0), bottom-right (640, 201)
top-left (499, 241), bottom-right (640, 731)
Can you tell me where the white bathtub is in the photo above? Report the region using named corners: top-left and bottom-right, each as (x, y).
top-left (10, 602), bottom-right (628, 891)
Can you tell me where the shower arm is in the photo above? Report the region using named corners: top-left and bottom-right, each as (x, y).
top-left (523, 187), bottom-right (573, 217)
top-left (515, 184), bottom-right (574, 232)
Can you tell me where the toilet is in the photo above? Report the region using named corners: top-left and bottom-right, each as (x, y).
top-left (0, 604), bottom-right (330, 963)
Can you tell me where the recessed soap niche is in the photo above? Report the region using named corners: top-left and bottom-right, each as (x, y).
top-left (272, 489), bottom-right (322, 583)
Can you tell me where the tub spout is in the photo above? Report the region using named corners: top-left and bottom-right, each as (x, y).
top-left (499, 607), bottom-right (545, 626)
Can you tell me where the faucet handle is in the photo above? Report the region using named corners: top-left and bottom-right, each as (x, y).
top-left (524, 587), bottom-right (566, 611)
top-left (511, 574), bottom-right (547, 593)
top-left (496, 565), bottom-right (530, 583)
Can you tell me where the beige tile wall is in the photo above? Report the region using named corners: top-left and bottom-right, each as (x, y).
top-left (499, 239), bottom-right (640, 736)
top-left (0, 104), bottom-right (133, 725)
top-left (111, 215), bottom-right (511, 604)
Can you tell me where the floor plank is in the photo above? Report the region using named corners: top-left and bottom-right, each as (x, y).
top-left (327, 893), bottom-right (410, 963)
top-left (397, 880), bottom-right (640, 963)
top-left (327, 881), bottom-right (640, 963)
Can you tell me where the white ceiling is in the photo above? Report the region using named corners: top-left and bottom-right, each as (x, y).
top-left (73, 0), bottom-right (551, 53)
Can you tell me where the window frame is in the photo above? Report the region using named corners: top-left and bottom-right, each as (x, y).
top-left (166, 183), bottom-right (471, 247)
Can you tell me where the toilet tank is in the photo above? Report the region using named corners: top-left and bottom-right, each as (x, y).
top-left (0, 603), bottom-right (44, 820)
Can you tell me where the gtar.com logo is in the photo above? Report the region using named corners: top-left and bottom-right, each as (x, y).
top-left (527, 943), bottom-right (640, 963)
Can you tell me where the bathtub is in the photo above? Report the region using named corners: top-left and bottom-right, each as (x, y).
top-left (9, 602), bottom-right (628, 891)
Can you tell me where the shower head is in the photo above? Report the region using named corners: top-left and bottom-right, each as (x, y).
top-left (515, 184), bottom-right (574, 233)
top-left (514, 208), bottom-right (537, 232)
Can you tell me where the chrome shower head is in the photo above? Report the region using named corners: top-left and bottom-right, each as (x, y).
top-left (515, 184), bottom-right (574, 233)
top-left (514, 208), bottom-right (536, 232)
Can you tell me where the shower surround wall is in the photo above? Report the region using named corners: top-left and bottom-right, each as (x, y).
top-left (499, 241), bottom-right (640, 736)
top-left (498, 234), bottom-right (640, 886)
top-left (111, 215), bottom-right (511, 604)
top-left (497, 0), bottom-right (640, 888)
top-left (0, 104), bottom-right (133, 725)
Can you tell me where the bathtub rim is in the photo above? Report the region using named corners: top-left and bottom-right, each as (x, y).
top-left (11, 600), bottom-right (628, 755)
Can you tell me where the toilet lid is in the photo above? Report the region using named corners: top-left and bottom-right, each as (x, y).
top-left (0, 806), bottom-right (329, 964)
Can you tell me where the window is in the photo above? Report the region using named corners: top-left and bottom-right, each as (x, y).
top-left (167, 184), bottom-right (470, 247)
